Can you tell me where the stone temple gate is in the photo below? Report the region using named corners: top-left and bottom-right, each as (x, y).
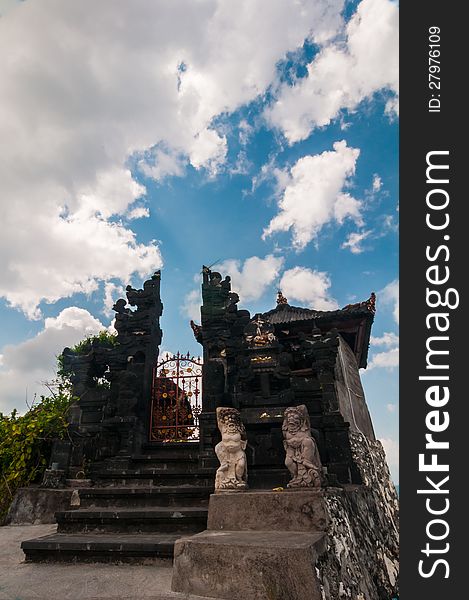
top-left (19, 269), bottom-right (399, 600)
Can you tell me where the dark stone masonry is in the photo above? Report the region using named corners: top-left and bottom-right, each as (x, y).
top-left (15, 269), bottom-right (398, 600)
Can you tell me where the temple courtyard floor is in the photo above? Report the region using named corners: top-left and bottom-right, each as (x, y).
top-left (0, 525), bottom-right (210, 600)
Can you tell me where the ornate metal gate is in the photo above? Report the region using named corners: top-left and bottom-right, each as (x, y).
top-left (149, 352), bottom-right (202, 442)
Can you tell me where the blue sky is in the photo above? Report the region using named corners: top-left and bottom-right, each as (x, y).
top-left (0, 0), bottom-right (399, 480)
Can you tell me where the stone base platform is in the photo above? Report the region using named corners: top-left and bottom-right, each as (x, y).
top-left (172, 530), bottom-right (326, 600)
top-left (207, 488), bottom-right (328, 532)
top-left (171, 489), bottom-right (328, 599)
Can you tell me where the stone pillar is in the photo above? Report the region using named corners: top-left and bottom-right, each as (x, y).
top-left (197, 266), bottom-right (250, 468)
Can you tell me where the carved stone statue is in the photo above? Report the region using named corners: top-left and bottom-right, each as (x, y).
top-left (245, 314), bottom-right (277, 347)
top-left (215, 407), bottom-right (248, 491)
top-left (283, 405), bottom-right (322, 488)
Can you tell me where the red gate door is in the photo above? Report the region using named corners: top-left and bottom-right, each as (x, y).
top-left (149, 352), bottom-right (202, 442)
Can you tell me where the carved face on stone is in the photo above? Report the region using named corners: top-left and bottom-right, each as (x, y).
top-left (283, 405), bottom-right (310, 435)
top-left (223, 413), bottom-right (241, 433)
top-left (217, 407), bottom-right (245, 437)
top-left (286, 411), bottom-right (301, 433)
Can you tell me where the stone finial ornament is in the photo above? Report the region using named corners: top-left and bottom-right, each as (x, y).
top-left (215, 407), bottom-right (248, 491)
top-left (283, 405), bottom-right (322, 488)
top-left (341, 291), bottom-right (376, 314)
top-left (276, 289), bottom-right (288, 305)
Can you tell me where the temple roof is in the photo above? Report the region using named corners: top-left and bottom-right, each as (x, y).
top-left (259, 293), bottom-right (375, 368)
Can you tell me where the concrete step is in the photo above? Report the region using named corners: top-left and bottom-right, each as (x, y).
top-left (172, 530), bottom-right (327, 600)
top-left (127, 457), bottom-right (200, 473)
top-left (92, 470), bottom-right (215, 487)
top-left (78, 485), bottom-right (213, 508)
top-left (56, 506), bottom-right (208, 534)
top-left (21, 532), bottom-right (179, 563)
top-left (142, 441), bottom-right (200, 455)
top-left (90, 461), bottom-right (200, 476)
top-left (141, 442), bottom-right (200, 460)
top-left (131, 454), bottom-right (198, 463)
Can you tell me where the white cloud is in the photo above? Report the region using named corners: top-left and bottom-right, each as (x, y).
top-left (188, 128), bottom-right (227, 176)
top-left (0, 0), bottom-right (345, 318)
top-left (368, 347), bottom-right (399, 370)
top-left (138, 146), bottom-right (187, 182)
top-left (372, 174), bottom-right (382, 192)
top-left (263, 141), bottom-right (361, 250)
top-left (334, 193), bottom-right (363, 226)
top-left (379, 437), bottom-right (399, 483)
top-left (380, 279), bottom-right (399, 325)
top-left (215, 255), bottom-right (285, 302)
top-left (0, 210), bottom-right (162, 320)
top-left (341, 230), bottom-right (371, 254)
top-left (127, 206), bottom-right (150, 220)
top-left (229, 151), bottom-right (252, 176)
top-left (238, 119), bottom-right (254, 146)
top-left (75, 168), bottom-right (146, 220)
top-left (381, 213), bottom-right (398, 234)
top-left (103, 282), bottom-right (125, 318)
top-left (385, 95), bottom-right (399, 118)
top-left (371, 331), bottom-right (399, 348)
top-left (279, 267), bottom-right (339, 311)
top-left (250, 157), bottom-right (291, 197)
top-left (181, 289), bottom-right (202, 323)
top-left (0, 307), bottom-right (105, 415)
top-left (266, 0), bottom-right (399, 143)
top-left (386, 403), bottom-right (396, 413)
top-left (368, 329), bottom-right (399, 371)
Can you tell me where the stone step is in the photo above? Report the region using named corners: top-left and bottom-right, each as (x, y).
top-left (172, 530), bottom-right (327, 600)
top-left (131, 454), bottom-right (198, 463)
top-left (78, 485), bottom-right (213, 508)
top-left (21, 532), bottom-right (179, 563)
top-left (91, 460), bottom-right (200, 476)
top-left (56, 506), bottom-right (208, 534)
top-left (127, 457), bottom-right (200, 473)
top-left (140, 442), bottom-right (200, 461)
top-left (92, 470), bottom-right (215, 487)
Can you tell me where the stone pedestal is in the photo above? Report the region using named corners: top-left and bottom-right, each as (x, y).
top-left (208, 489), bottom-right (328, 532)
top-left (172, 530), bottom-right (325, 600)
top-left (171, 490), bottom-right (327, 600)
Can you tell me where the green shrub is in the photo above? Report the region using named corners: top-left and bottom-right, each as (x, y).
top-left (56, 330), bottom-right (118, 379)
top-left (0, 382), bottom-right (74, 522)
top-left (0, 329), bottom-right (117, 522)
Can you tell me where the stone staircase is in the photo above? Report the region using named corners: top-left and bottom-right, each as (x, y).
top-left (21, 443), bottom-right (215, 563)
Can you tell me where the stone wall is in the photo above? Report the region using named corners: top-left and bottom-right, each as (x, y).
top-left (317, 433), bottom-right (399, 600)
top-left (334, 338), bottom-right (375, 440)
top-left (5, 487), bottom-right (79, 525)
